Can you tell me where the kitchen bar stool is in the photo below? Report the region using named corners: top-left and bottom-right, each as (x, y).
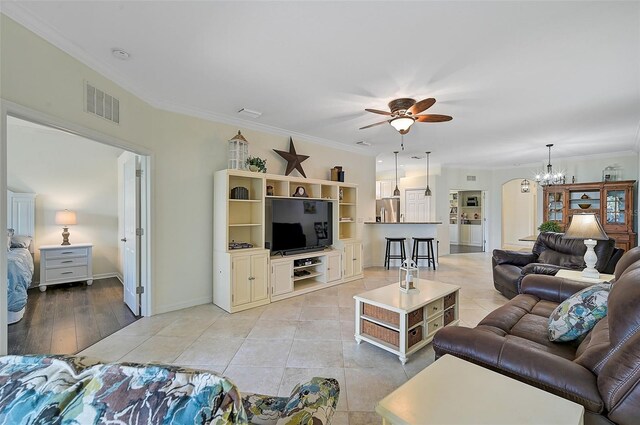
top-left (384, 237), bottom-right (406, 270)
top-left (412, 237), bottom-right (436, 270)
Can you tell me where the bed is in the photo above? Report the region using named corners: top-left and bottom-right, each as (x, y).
top-left (6, 190), bottom-right (36, 324)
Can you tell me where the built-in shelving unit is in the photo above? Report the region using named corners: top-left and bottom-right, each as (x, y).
top-left (213, 169), bottom-right (362, 313)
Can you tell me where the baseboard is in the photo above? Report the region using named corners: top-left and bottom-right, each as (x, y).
top-left (93, 272), bottom-right (119, 280)
top-left (115, 273), bottom-right (123, 284)
top-left (154, 296), bottom-right (213, 316)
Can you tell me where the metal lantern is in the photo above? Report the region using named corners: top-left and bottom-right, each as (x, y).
top-left (228, 131), bottom-right (249, 170)
top-left (399, 259), bottom-right (419, 293)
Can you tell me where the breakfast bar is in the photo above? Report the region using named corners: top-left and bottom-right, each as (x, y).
top-left (365, 222), bottom-right (442, 267)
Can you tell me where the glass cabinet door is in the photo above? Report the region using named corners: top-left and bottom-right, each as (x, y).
top-left (606, 190), bottom-right (626, 225)
top-left (547, 191), bottom-right (563, 222)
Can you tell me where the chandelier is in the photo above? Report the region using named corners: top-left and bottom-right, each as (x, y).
top-left (535, 144), bottom-right (564, 186)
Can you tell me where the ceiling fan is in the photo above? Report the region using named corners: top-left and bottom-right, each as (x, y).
top-left (360, 98), bottom-right (452, 134)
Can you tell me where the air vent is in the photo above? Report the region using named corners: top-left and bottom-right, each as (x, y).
top-left (356, 141), bottom-right (371, 146)
top-left (85, 82), bottom-right (120, 124)
top-left (467, 175), bottom-right (476, 181)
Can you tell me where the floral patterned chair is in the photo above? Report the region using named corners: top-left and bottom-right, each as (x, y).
top-left (0, 355), bottom-right (339, 425)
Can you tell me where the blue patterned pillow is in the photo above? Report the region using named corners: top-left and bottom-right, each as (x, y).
top-left (548, 282), bottom-right (611, 342)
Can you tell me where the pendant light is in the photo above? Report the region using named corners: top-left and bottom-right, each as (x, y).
top-left (424, 151), bottom-right (432, 197)
top-left (393, 151), bottom-right (400, 196)
top-left (534, 144), bottom-right (564, 186)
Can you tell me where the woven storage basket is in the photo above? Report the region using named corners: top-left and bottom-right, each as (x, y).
top-left (363, 304), bottom-right (400, 326)
top-left (361, 319), bottom-right (399, 347)
top-left (444, 307), bottom-right (456, 326)
top-left (407, 326), bottom-right (423, 349)
top-left (408, 308), bottom-right (424, 328)
top-left (444, 292), bottom-right (456, 310)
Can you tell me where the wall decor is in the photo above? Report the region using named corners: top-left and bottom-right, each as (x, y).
top-left (274, 137), bottom-right (309, 177)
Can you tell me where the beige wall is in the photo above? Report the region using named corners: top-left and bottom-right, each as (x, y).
top-left (1, 15), bottom-right (376, 314)
top-left (7, 117), bottom-right (122, 282)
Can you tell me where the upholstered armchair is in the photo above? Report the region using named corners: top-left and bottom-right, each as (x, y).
top-left (492, 232), bottom-right (621, 299)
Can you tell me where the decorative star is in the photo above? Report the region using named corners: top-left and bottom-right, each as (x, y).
top-left (274, 138), bottom-right (309, 177)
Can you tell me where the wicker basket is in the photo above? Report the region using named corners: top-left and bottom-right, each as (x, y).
top-left (444, 292), bottom-right (456, 310)
top-left (407, 326), bottom-right (423, 349)
top-left (443, 307), bottom-right (456, 326)
top-left (408, 308), bottom-right (424, 328)
top-left (361, 319), bottom-right (399, 347)
top-left (363, 304), bottom-right (400, 326)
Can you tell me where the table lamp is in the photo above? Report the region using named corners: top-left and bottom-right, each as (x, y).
top-left (55, 209), bottom-right (77, 245)
top-left (563, 213), bottom-right (608, 279)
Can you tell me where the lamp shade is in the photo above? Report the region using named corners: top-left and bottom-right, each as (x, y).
top-left (563, 213), bottom-right (607, 240)
top-left (390, 117), bottom-right (415, 133)
top-left (55, 210), bottom-right (77, 226)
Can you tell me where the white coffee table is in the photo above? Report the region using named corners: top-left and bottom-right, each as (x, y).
top-left (376, 354), bottom-right (585, 425)
top-left (354, 279), bottom-right (460, 364)
top-left (556, 269), bottom-right (615, 283)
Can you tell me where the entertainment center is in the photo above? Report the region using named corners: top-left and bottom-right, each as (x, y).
top-left (213, 169), bottom-right (363, 313)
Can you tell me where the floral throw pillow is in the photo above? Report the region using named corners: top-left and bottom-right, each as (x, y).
top-left (548, 282), bottom-right (611, 342)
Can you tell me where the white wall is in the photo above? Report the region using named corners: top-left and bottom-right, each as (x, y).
top-left (7, 117), bottom-right (122, 282)
top-left (1, 15), bottom-right (376, 314)
top-left (501, 179), bottom-right (537, 250)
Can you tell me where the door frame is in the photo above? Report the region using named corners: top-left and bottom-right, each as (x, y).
top-left (0, 100), bottom-right (153, 354)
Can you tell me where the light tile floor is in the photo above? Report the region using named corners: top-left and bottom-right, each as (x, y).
top-left (79, 252), bottom-right (507, 425)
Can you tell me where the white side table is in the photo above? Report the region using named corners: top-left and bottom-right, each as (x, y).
top-left (39, 243), bottom-right (93, 292)
top-left (555, 269), bottom-right (615, 284)
top-left (376, 355), bottom-right (584, 425)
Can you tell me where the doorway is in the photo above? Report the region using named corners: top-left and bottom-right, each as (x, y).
top-left (449, 189), bottom-right (486, 254)
top-left (501, 179), bottom-right (538, 250)
top-left (1, 102), bottom-right (152, 355)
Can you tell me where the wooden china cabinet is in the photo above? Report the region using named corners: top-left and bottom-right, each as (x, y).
top-left (542, 180), bottom-right (636, 252)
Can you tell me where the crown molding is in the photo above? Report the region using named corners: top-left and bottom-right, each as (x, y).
top-left (0, 5), bottom-right (373, 157)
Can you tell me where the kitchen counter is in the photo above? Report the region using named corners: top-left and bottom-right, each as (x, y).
top-left (365, 221), bottom-right (443, 225)
top-left (366, 222), bottom-right (441, 267)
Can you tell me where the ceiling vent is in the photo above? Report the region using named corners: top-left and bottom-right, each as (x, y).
top-left (356, 141), bottom-right (371, 146)
top-left (85, 81), bottom-right (120, 124)
top-left (467, 175), bottom-right (476, 181)
top-left (237, 108), bottom-right (262, 119)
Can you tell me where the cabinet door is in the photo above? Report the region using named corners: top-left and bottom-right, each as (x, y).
top-left (470, 226), bottom-right (483, 246)
top-left (604, 187), bottom-right (630, 231)
top-left (460, 226), bottom-right (471, 244)
top-left (232, 255), bottom-right (252, 306)
top-left (251, 254), bottom-right (269, 302)
top-left (449, 224), bottom-right (459, 244)
top-left (271, 261), bottom-right (294, 296)
top-left (353, 242), bottom-right (363, 276)
top-left (343, 243), bottom-right (354, 278)
top-left (326, 253), bottom-right (342, 283)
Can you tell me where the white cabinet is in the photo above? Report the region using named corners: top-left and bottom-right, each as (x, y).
top-left (470, 225), bottom-right (483, 247)
top-left (326, 251), bottom-right (342, 283)
top-left (343, 241), bottom-right (363, 280)
top-left (449, 224), bottom-right (459, 244)
top-left (460, 225), bottom-right (471, 245)
top-left (271, 261), bottom-right (294, 297)
top-left (39, 243), bottom-right (93, 291)
top-left (231, 252), bottom-right (268, 308)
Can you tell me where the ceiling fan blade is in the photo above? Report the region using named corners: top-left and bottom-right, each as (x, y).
top-left (408, 98), bottom-right (436, 115)
top-left (365, 108), bottom-right (392, 116)
top-left (415, 114), bottom-right (453, 122)
top-left (359, 120), bottom-right (390, 130)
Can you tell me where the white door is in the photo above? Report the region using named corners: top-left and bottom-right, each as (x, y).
top-left (343, 243), bottom-right (354, 278)
top-left (122, 156), bottom-right (140, 315)
top-left (232, 255), bottom-right (252, 306)
top-left (271, 261), bottom-right (294, 296)
top-left (326, 253), bottom-right (342, 283)
top-left (250, 254), bottom-right (269, 302)
top-left (405, 190), bottom-right (429, 222)
top-left (353, 242), bottom-right (363, 275)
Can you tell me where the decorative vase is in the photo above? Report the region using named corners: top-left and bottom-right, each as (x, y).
top-left (249, 165), bottom-right (259, 172)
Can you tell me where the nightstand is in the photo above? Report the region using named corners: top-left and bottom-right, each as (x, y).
top-left (39, 243), bottom-right (93, 292)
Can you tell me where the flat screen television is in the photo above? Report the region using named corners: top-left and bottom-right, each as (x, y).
top-left (266, 198), bottom-right (333, 254)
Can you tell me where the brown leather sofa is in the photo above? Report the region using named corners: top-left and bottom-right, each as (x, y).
top-left (492, 232), bottom-right (622, 299)
top-left (434, 246), bottom-right (640, 425)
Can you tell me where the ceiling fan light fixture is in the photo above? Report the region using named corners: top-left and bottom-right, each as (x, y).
top-left (390, 116), bottom-right (415, 133)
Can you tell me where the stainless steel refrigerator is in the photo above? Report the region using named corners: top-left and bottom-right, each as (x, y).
top-left (376, 197), bottom-right (400, 222)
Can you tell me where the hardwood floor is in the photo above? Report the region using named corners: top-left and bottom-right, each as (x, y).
top-left (449, 244), bottom-right (484, 254)
top-left (8, 277), bottom-right (138, 355)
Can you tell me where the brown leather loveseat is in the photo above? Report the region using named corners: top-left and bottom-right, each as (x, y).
top-left (434, 246), bottom-right (640, 425)
top-left (492, 232), bottom-right (622, 299)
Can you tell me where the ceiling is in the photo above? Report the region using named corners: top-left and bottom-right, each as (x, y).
top-left (3, 1), bottom-right (639, 172)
